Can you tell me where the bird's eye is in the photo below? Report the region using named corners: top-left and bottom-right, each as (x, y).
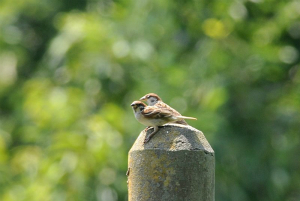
top-left (151, 99), bottom-right (155, 102)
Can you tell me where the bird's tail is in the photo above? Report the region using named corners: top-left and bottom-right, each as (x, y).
top-left (177, 115), bottom-right (197, 120)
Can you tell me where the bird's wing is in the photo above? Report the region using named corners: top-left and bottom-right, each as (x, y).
top-left (142, 106), bottom-right (173, 118)
top-left (155, 102), bottom-right (181, 116)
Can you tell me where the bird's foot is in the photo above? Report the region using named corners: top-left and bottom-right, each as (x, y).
top-left (144, 126), bottom-right (152, 132)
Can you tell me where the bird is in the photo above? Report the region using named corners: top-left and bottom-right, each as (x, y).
top-left (130, 100), bottom-right (197, 143)
top-left (140, 93), bottom-right (188, 125)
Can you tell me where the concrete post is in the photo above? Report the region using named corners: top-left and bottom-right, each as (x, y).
top-left (127, 124), bottom-right (215, 201)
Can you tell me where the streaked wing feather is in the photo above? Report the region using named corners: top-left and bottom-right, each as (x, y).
top-left (142, 106), bottom-right (173, 118)
top-left (155, 101), bottom-right (188, 125)
top-left (142, 106), bottom-right (160, 115)
top-left (156, 102), bottom-right (181, 116)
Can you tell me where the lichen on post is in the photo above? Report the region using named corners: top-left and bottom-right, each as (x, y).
top-left (127, 124), bottom-right (215, 201)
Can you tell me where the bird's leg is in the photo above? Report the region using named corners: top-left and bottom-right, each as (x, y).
top-left (144, 126), bottom-right (159, 144)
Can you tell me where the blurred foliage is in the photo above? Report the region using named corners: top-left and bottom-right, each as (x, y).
top-left (0, 0), bottom-right (300, 200)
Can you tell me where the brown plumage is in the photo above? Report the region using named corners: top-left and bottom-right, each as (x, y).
top-left (131, 100), bottom-right (197, 143)
top-left (140, 93), bottom-right (188, 125)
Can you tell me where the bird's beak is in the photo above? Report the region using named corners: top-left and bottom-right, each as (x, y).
top-left (130, 103), bottom-right (135, 107)
top-left (140, 96), bottom-right (146, 101)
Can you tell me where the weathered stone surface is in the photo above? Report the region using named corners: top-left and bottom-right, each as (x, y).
top-left (128, 124), bottom-right (215, 201)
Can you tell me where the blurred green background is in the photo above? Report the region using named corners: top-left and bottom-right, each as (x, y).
top-left (0, 0), bottom-right (300, 200)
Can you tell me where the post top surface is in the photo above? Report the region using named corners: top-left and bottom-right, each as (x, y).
top-left (130, 124), bottom-right (214, 153)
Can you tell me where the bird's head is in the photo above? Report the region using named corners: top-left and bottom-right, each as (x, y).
top-left (130, 101), bottom-right (147, 112)
top-left (140, 93), bottom-right (162, 106)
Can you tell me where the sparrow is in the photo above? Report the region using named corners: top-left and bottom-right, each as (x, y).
top-left (140, 93), bottom-right (188, 125)
top-left (131, 100), bottom-right (197, 143)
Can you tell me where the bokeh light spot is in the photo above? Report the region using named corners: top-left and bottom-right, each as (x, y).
top-left (202, 19), bottom-right (230, 39)
top-left (279, 46), bottom-right (298, 64)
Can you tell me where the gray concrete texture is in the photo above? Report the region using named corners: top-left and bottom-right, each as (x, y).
top-left (128, 124), bottom-right (215, 201)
